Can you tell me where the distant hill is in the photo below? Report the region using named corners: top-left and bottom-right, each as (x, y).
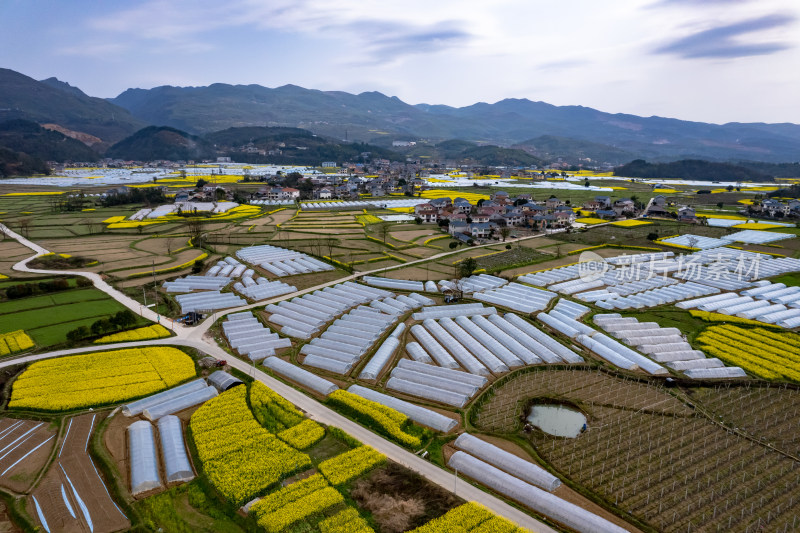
top-left (0, 69), bottom-right (145, 145)
top-left (614, 159), bottom-right (772, 182)
top-left (513, 135), bottom-right (636, 166)
top-left (106, 126), bottom-right (214, 161)
top-left (424, 140), bottom-right (543, 166)
top-left (0, 120), bottom-right (100, 162)
top-left (0, 146), bottom-right (49, 177)
top-left (107, 81), bottom-right (800, 163)
top-left (205, 126), bottom-right (399, 165)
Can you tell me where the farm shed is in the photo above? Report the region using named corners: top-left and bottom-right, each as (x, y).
top-left (157, 415), bottom-right (194, 484)
top-left (207, 371), bottom-right (244, 392)
top-left (128, 421), bottom-right (162, 495)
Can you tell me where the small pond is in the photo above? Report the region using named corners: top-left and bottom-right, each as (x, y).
top-left (526, 404), bottom-right (587, 438)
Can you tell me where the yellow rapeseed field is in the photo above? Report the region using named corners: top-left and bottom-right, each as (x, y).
top-left (9, 347), bottom-right (195, 410)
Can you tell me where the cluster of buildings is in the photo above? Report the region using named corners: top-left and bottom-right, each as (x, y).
top-left (415, 191), bottom-right (579, 242)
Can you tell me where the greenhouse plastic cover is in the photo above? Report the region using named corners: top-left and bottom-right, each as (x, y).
top-left (405, 342), bottom-right (434, 364)
top-left (684, 367), bottom-right (747, 379)
top-left (157, 415), bottom-right (194, 483)
top-left (453, 316), bottom-right (524, 369)
top-left (263, 356), bottom-right (339, 396)
top-left (410, 325), bottom-right (459, 369)
top-left (455, 433), bottom-right (561, 491)
top-left (390, 368), bottom-right (479, 398)
top-left (397, 359), bottom-right (488, 387)
top-left (143, 386), bottom-right (218, 421)
top-left (123, 379), bottom-right (207, 416)
top-left (423, 319), bottom-right (489, 376)
top-left (386, 376), bottom-right (469, 408)
top-left (447, 452), bottom-right (628, 533)
top-left (438, 318), bottom-right (510, 374)
top-left (359, 337), bottom-right (400, 380)
top-left (504, 314), bottom-right (585, 364)
top-left (472, 315), bottom-right (541, 365)
top-left (128, 421), bottom-right (162, 495)
top-left (488, 312), bottom-right (568, 364)
top-left (348, 385), bottom-right (457, 432)
top-left (207, 371), bottom-right (244, 392)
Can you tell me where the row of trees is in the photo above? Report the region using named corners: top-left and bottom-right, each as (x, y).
top-left (65, 310), bottom-right (138, 344)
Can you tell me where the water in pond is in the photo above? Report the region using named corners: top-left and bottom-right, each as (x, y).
top-left (527, 404), bottom-right (587, 438)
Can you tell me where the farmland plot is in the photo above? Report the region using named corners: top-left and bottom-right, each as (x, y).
top-left (0, 418), bottom-right (56, 492)
top-left (473, 369), bottom-right (800, 532)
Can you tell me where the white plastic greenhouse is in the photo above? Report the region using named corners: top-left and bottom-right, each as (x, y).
top-left (410, 325), bottom-right (459, 369)
top-left (471, 283), bottom-right (556, 313)
top-left (454, 433), bottom-right (561, 491)
top-left (163, 276), bottom-right (231, 293)
top-left (123, 379), bottom-right (207, 416)
top-left (447, 452), bottom-right (628, 533)
top-left (453, 316), bottom-right (525, 369)
top-left (348, 385), bottom-right (457, 432)
top-left (422, 319), bottom-right (489, 376)
top-left (472, 315), bottom-right (541, 365)
top-left (236, 245), bottom-right (335, 276)
top-left (362, 276), bottom-right (425, 292)
top-left (359, 337), bottom-right (400, 380)
top-left (684, 367), bottom-right (748, 379)
top-left (207, 371), bottom-right (244, 392)
top-left (262, 357), bottom-right (339, 396)
top-left (503, 314), bottom-right (585, 364)
top-left (386, 376), bottom-right (470, 407)
top-left (128, 421), bottom-right (162, 495)
top-left (412, 304), bottom-right (497, 321)
top-left (156, 415), bottom-right (194, 484)
top-left (405, 342), bottom-right (434, 364)
top-left (438, 318), bottom-right (510, 374)
top-left (142, 386), bottom-right (218, 421)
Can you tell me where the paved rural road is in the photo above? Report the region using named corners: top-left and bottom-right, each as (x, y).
top-left (2, 221), bottom-right (560, 532)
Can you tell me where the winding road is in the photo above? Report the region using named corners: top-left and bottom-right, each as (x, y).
top-left (0, 221), bottom-right (559, 533)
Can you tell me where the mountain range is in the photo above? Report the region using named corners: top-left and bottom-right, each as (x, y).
top-left (1, 67), bottom-right (800, 164)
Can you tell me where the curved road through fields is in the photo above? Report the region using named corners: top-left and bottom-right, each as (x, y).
top-left (1, 221), bottom-right (559, 533)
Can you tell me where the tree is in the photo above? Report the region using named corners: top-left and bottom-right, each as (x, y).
top-left (378, 223), bottom-right (391, 244)
top-left (196, 178), bottom-right (208, 189)
top-left (215, 187), bottom-right (227, 201)
top-left (716, 202), bottom-right (724, 210)
top-left (449, 241), bottom-right (458, 249)
top-left (414, 216), bottom-right (422, 224)
top-left (584, 180), bottom-right (590, 188)
top-left (18, 217), bottom-right (31, 238)
top-left (458, 257), bottom-right (477, 278)
top-left (499, 227), bottom-right (511, 241)
top-left (186, 218), bottom-right (204, 246)
top-left (646, 232), bottom-right (659, 241)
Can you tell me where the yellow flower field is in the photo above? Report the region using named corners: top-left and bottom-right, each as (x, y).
top-left (93, 324), bottom-right (171, 344)
top-left (277, 419), bottom-right (325, 449)
top-left (610, 219), bottom-right (652, 227)
top-left (249, 474), bottom-right (344, 532)
top-left (689, 310), bottom-right (781, 329)
top-left (190, 386), bottom-right (311, 504)
top-left (696, 325), bottom-right (800, 382)
top-left (420, 189), bottom-right (490, 204)
top-left (653, 188), bottom-right (680, 193)
top-left (319, 508), bottom-right (373, 533)
top-left (410, 502), bottom-right (530, 533)
top-left (0, 330), bottom-right (35, 357)
top-left (732, 222), bottom-right (787, 230)
top-left (575, 217), bottom-right (606, 225)
top-left (318, 445), bottom-right (385, 485)
top-left (9, 347), bottom-right (196, 410)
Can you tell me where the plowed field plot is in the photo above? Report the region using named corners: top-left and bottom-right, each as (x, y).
top-left (0, 418), bottom-right (56, 492)
top-left (30, 413), bottom-right (129, 533)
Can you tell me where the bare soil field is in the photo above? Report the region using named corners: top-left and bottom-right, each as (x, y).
top-left (31, 412), bottom-right (130, 533)
top-left (0, 418), bottom-right (56, 492)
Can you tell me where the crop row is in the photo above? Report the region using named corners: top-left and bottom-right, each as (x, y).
top-left (318, 445), bottom-right (385, 486)
top-left (697, 329), bottom-right (800, 381)
top-left (249, 381), bottom-right (305, 432)
top-left (328, 390), bottom-right (421, 448)
top-left (277, 419), bottom-right (325, 449)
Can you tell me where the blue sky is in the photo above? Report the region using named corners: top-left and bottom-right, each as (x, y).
top-left (2, 0), bottom-right (799, 124)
